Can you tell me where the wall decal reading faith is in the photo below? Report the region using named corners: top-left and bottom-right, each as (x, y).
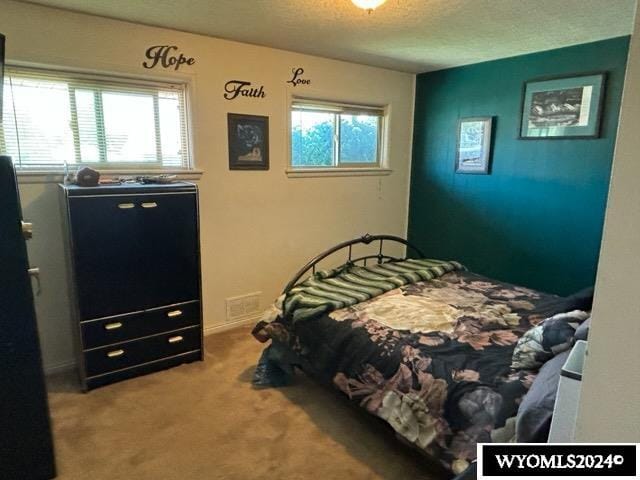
top-left (224, 80), bottom-right (266, 100)
top-left (287, 67), bottom-right (311, 87)
top-left (143, 45), bottom-right (195, 70)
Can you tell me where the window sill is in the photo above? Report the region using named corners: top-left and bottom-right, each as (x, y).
top-left (16, 168), bottom-right (204, 184)
top-left (285, 167), bottom-right (392, 178)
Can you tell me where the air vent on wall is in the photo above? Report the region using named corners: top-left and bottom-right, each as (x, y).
top-left (225, 292), bottom-right (261, 321)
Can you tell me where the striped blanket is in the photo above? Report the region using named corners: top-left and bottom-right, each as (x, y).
top-left (283, 258), bottom-right (464, 323)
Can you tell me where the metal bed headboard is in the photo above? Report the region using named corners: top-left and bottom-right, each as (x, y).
top-left (282, 234), bottom-right (425, 295)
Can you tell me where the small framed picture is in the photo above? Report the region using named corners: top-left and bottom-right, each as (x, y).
top-left (455, 117), bottom-right (494, 174)
top-left (227, 113), bottom-right (269, 170)
top-left (520, 73), bottom-right (606, 139)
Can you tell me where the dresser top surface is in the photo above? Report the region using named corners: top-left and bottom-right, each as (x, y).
top-left (60, 181), bottom-right (197, 196)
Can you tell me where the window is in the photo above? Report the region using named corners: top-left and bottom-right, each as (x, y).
top-left (1, 67), bottom-right (190, 170)
top-left (290, 99), bottom-right (384, 169)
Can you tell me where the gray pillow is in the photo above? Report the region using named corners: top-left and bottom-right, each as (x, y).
top-left (574, 316), bottom-right (591, 341)
top-left (516, 350), bottom-right (570, 443)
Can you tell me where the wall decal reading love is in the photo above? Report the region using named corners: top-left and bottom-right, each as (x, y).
top-left (287, 67), bottom-right (311, 87)
top-left (143, 45), bottom-right (195, 70)
top-left (223, 80), bottom-right (266, 100)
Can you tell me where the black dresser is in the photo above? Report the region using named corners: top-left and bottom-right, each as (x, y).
top-left (60, 182), bottom-right (203, 390)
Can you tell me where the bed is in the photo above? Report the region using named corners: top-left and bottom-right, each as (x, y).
top-left (252, 234), bottom-right (592, 476)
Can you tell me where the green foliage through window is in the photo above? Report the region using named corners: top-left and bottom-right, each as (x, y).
top-left (291, 104), bottom-right (381, 168)
top-left (339, 115), bottom-right (378, 164)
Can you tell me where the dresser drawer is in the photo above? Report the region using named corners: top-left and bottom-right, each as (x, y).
top-left (84, 326), bottom-right (201, 377)
top-left (81, 302), bottom-right (200, 349)
top-left (86, 350), bottom-right (202, 390)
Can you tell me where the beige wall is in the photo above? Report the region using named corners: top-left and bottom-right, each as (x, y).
top-left (576, 5), bottom-right (640, 441)
top-left (0, 0), bottom-right (415, 371)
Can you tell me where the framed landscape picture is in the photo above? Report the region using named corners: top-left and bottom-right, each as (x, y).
top-left (520, 73), bottom-right (606, 139)
top-left (228, 113), bottom-right (269, 170)
top-left (455, 116), bottom-right (493, 174)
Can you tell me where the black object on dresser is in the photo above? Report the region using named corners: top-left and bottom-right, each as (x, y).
top-left (0, 156), bottom-right (57, 479)
top-left (60, 182), bottom-right (203, 390)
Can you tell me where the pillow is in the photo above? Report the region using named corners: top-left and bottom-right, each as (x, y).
top-left (511, 310), bottom-right (589, 370)
top-left (516, 350), bottom-right (570, 442)
top-left (565, 286), bottom-right (595, 311)
top-left (534, 287), bottom-right (594, 319)
top-left (574, 316), bottom-right (591, 341)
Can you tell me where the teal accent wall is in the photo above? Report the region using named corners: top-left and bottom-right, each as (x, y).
top-left (408, 37), bottom-right (630, 295)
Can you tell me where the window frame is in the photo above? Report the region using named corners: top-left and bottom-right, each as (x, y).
top-left (288, 97), bottom-right (387, 173)
top-left (1, 65), bottom-right (193, 172)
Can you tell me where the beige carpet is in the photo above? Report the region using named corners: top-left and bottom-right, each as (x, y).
top-left (47, 325), bottom-right (448, 480)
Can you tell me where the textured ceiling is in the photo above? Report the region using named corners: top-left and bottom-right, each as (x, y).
top-left (21, 0), bottom-right (637, 73)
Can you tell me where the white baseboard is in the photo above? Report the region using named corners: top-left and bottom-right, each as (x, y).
top-left (44, 359), bottom-right (76, 376)
top-left (203, 315), bottom-right (261, 336)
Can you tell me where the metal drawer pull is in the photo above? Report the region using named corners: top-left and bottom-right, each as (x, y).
top-left (168, 335), bottom-right (184, 344)
top-left (141, 202), bottom-right (158, 209)
top-left (21, 221), bottom-right (33, 240)
top-left (104, 322), bottom-right (123, 331)
top-left (167, 309), bottom-right (183, 318)
top-left (118, 203), bottom-right (135, 209)
top-left (107, 349), bottom-right (125, 358)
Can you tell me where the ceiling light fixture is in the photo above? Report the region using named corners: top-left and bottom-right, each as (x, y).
top-left (351, 0), bottom-right (387, 13)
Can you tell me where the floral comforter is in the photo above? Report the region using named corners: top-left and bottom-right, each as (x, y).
top-left (252, 270), bottom-right (589, 474)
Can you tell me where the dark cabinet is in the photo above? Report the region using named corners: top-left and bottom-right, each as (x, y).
top-left (0, 155), bottom-right (56, 479)
top-left (60, 182), bottom-right (203, 390)
top-left (68, 192), bottom-right (199, 319)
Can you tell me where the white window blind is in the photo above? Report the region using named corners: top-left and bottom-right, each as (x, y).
top-left (291, 99), bottom-right (385, 117)
top-left (1, 67), bottom-right (190, 170)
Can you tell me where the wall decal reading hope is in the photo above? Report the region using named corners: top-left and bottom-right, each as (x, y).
top-left (143, 45), bottom-right (195, 70)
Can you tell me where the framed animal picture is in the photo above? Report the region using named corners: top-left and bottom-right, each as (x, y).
top-left (227, 113), bottom-right (269, 170)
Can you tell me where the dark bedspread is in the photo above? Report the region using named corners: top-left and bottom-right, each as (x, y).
top-left (253, 270), bottom-right (589, 474)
